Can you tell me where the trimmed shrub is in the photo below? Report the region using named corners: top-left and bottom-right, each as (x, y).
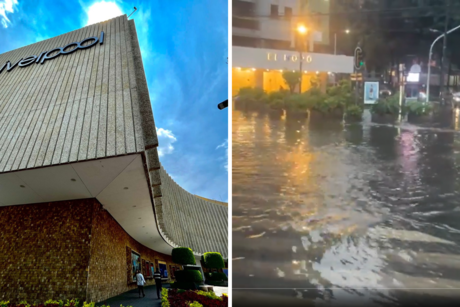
top-left (203, 252), bottom-right (225, 270)
top-left (175, 270), bottom-right (203, 283)
top-left (345, 104), bottom-right (363, 120)
top-left (172, 247), bottom-right (196, 265)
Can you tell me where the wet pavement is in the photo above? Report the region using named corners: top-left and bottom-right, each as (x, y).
top-left (232, 108), bottom-right (460, 306)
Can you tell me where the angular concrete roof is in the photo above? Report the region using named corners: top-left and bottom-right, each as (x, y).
top-left (0, 15), bottom-right (228, 258)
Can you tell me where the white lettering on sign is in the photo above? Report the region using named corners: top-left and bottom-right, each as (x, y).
top-left (267, 52), bottom-right (312, 63)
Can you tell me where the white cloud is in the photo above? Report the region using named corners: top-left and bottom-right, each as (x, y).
top-left (84, 1), bottom-right (123, 26)
top-left (157, 128), bottom-right (177, 157)
top-left (0, 0), bottom-right (18, 28)
top-left (216, 139), bottom-right (228, 171)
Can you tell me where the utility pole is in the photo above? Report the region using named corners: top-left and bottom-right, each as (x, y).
top-left (399, 64), bottom-right (405, 111)
top-left (440, 0), bottom-right (450, 99)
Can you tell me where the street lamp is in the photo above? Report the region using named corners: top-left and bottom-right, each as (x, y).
top-left (334, 29), bottom-right (350, 55)
top-left (297, 24), bottom-right (308, 93)
top-left (426, 24), bottom-right (460, 103)
top-left (217, 100), bottom-right (228, 110)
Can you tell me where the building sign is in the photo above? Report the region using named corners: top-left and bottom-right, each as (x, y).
top-left (0, 31), bottom-right (104, 75)
top-left (364, 81), bottom-right (379, 104)
top-left (406, 72), bottom-right (420, 82)
top-left (267, 52), bottom-right (312, 63)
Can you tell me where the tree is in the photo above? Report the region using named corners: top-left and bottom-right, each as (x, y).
top-left (282, 71), bottom-right (302, 93)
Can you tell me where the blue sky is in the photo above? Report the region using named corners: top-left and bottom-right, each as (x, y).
top-left (0, 0), bottom-right (228, 201)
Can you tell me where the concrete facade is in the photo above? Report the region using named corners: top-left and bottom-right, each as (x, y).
top-left (0, 14), bottom-right (227, 302)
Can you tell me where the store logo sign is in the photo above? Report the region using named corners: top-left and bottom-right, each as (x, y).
top-left (267, 52), bottom-right (312, 63)
top-left (0, 31), bottom-right (104, 75)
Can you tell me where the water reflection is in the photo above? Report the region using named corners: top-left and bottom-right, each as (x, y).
top-left (233, 109), bottom-right (460, 306)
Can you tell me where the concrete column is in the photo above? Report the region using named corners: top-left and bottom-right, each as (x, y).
top-left (254, 69), bottom-right (264, 89)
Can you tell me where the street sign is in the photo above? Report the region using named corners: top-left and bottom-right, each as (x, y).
top-left (350, 73), bottom-right (362, 81)
top-left (354, 47), bottom-right (363, 70)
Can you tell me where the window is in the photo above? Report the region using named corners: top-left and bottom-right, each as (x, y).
top-left (284, 7), bottom-right (292, 20)
top-left (270, 4), bottom-right (278, 18)
top-left (150, 263), bottom-right (154, 277)
top-left (158, 261), bottom-right (168, 279)
top-left (132, 252), bottom-right (141, 282)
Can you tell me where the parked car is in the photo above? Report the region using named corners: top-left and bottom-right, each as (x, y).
top-left (379, 85), bottom-right (392, 97)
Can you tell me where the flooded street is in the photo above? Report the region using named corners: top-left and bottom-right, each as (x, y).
top-left (232, 109), bottom-right (460, 306)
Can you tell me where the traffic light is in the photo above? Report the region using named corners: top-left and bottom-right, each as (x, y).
top-left (354, 47), bottom-right (364, 70)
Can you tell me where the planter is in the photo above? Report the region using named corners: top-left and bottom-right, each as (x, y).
top-left (268, 108), bottom-right (283, 120)
top-left (309, 109), bottom-right (344, 122)
top-left (407, 112), bottom-right (433, 124)
top-left (371, 113), bottom-right (399, 124)
top-left (234, 99), bottom-right (247, 111)
top-left (245, 101), bottom-right (269, 113)
top-left (286, 109), bottom-right (308, 120)
top-left (344, 113), bottom-right (363, 123)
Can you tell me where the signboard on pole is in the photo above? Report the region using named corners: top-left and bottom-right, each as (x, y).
top-left (364, 81), bottom-right (379, 104)
top-left (350, 73), bottom-right (362, 81)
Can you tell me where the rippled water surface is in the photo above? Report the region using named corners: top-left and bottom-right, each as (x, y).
top-left (233, 109), bottom-right (460, 306)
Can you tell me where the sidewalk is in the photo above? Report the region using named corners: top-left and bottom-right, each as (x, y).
top-left (95, 284), bottom-right (227, 307)
top-left (96, 285), bottom-right (164, 307)
top-left (206, 285), bottom-right (228, 297)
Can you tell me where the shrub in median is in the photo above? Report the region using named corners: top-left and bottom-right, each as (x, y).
top-left (345, 105), bottom-right (363, 121)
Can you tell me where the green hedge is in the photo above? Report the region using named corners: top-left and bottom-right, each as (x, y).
top-left (172, 247), bottom-right (196, 265)
top-left (203, 252), bottom-right (224, 269)
top-left (171, 281), bottom-right (198, 290)
top-left (205, 272), bottom-right (227, 282)
top-left (175, 270), bottom-right (203, 283)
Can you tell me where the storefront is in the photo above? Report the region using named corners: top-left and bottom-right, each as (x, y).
top-left (232, 46), bottom-right (354, 95)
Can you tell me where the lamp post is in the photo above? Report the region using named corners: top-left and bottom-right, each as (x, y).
top-left (297, 24), bottom-right (307, 93)
top-left (426, 24), bottom-right (460, 103)
top-left (217, 100), bottom-right (228, 110)
top-left (334, 29), bottom-right (350, 55)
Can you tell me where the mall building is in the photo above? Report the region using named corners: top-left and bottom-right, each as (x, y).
top-left (232, 0), bottom-right (353, 95)
top-left (0, 15), bottom-right (227, 303)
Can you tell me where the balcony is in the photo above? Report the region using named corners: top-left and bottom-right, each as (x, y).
top-left (233, 16), bottom-right (259, 30)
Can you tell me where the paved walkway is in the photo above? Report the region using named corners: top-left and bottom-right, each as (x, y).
top-left (95, 284), bottom-right (228, 307)
top-left (96, 285), bottom-right (164, 307)
top-left (206, 286), bottom-right (228, 297)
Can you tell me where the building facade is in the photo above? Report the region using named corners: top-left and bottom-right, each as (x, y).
top-left (0, 15), bottom-right (227, 303)
top-left (232, 0), bottom-right (353, 96)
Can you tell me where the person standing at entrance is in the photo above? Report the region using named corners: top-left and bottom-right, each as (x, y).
top-left (136, 270), bottom-right (146, 298)
top-left (154, 269), bottom-right (162, 299)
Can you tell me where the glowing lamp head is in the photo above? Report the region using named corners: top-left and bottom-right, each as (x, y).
top-left (297, 25), bottom-right (307, 34)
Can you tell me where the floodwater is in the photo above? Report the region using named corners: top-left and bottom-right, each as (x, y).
top-left (232, 108), bottom-right (460, 307)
